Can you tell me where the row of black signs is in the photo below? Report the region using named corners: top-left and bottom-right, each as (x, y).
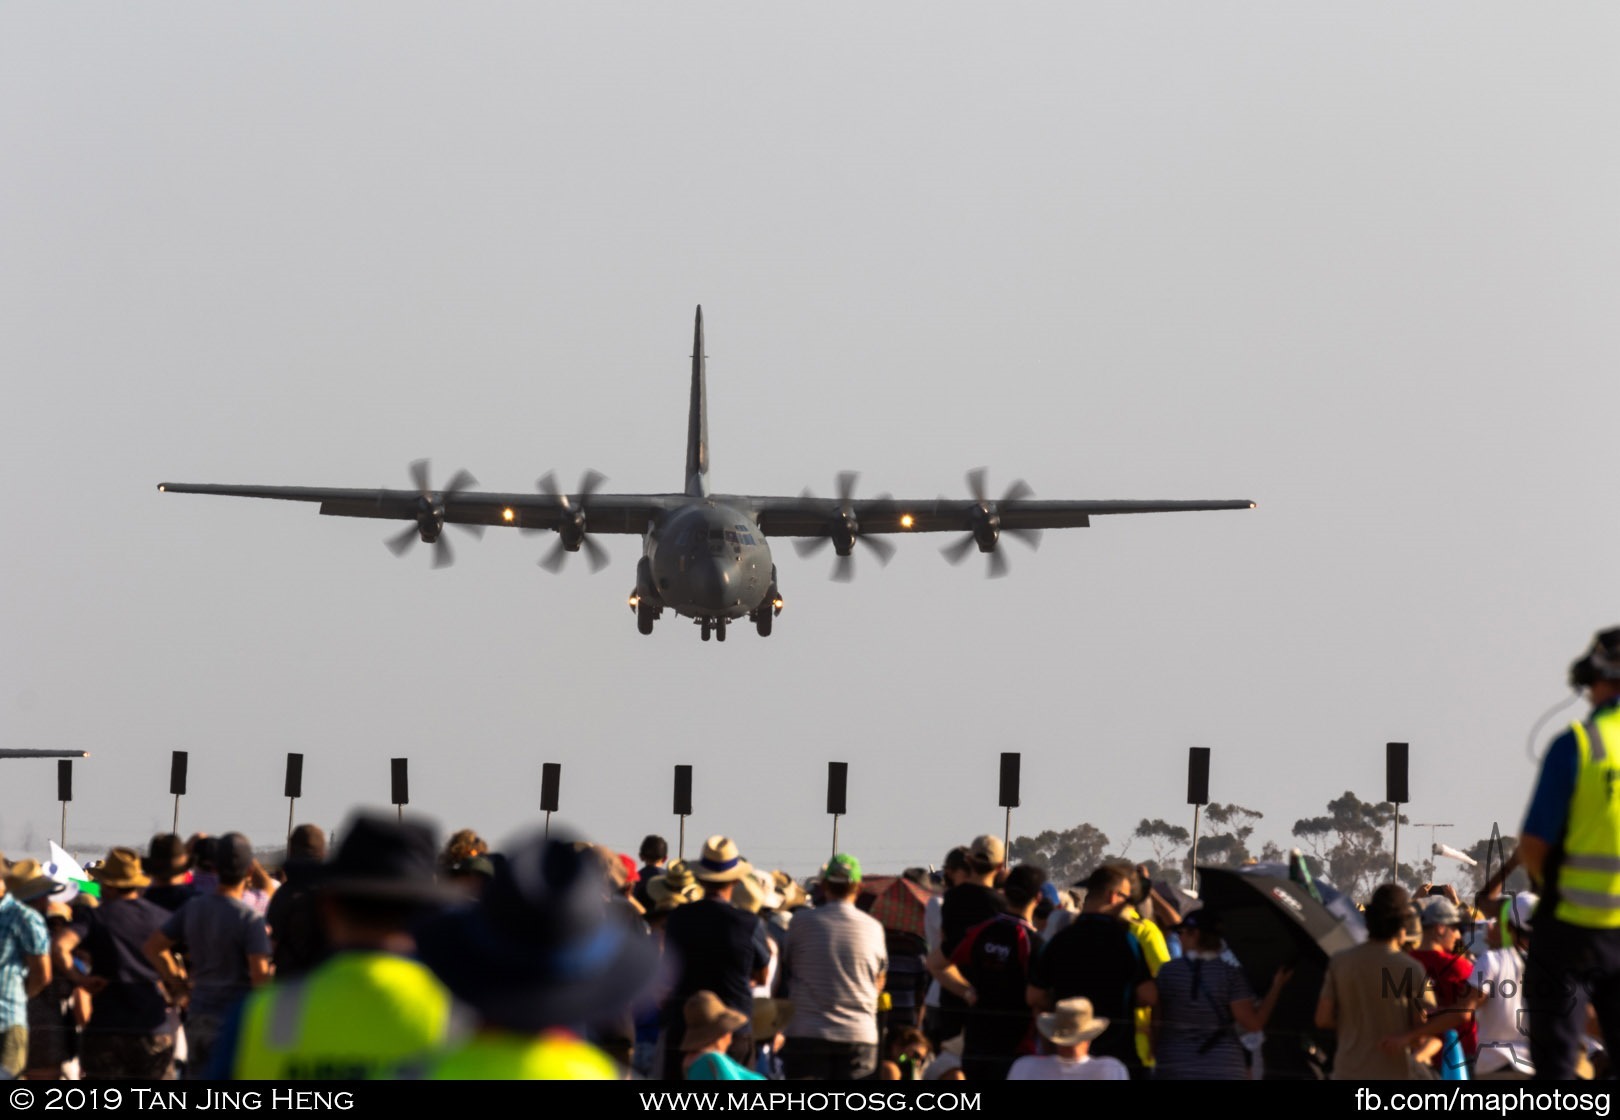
top-left (47, 744), bottom-right (1417, 809)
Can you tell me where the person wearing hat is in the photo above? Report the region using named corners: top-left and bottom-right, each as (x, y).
top-left (61, 849), bottom-right (178, 1079)
top-left (1150, 908), bottom-right (1291, 1080)
top-left (926, 838), bottom-right (1005, 1052)
top-left (935, 862), bottom-right (1047, 1081)
top-left (681, 991), bottom-right (765, 1081)
top-left (224, 815), bottom-right (459, 1080)
top-left (659, 836), bottom-right (771, 1077)
top-left (1520, 626), bottom-right (1620, 1079)
top-left (0, 855), bottom-right (54, 1079)
top-left (6, 863), bottom-right (70, 1080)
top-left (416, 835), bottom-right (662, 1079)
top-left (779, 853), bottom-right (887, 1080)
top-left (1406, 893), bottom-right (1477, 1068)
top-left (141, 834), bottom-right (195, 914)
top-left (144, 832), bottom-right (272, 1077)
top-left (264, 824), bottom-right (330, 980)
top-left (1459, 893), bottom-right (1538, 1079)
top-left (1007, 998), bottom-right (1128, 1081)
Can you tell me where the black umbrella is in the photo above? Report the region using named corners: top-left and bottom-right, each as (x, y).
top-left (1195, 864), bottom-right (1367, 1080)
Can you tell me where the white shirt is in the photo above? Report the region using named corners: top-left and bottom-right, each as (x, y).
top-left (1007, 1053), bottom-right (1129, 1081)
top-left (1469, 947), bottom-right (1532, 1076)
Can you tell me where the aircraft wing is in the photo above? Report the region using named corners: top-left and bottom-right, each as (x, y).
top-left (749, 496), bottom-right (1255, 537)
top-left (156, 483), bottom-right (680, 534)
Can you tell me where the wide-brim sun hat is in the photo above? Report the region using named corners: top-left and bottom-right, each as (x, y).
top-left (692, 835), bottom-right (751, 884)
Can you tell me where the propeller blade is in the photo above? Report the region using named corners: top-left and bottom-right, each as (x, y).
top-left (385, 524), bottom-right (420, 557)
top-left (431, 535), bottom-right (455, 569)
top-left (1005, 526), bottom-right (1043, 551)
top-left (859, 534), bottom-right (897, 565)
top-left (1001, 478), bottom-right (1034, 504)
top-left (794, 537), bottom-right (831, 558)
top-left (581, 535), bottom-right (610, 573)
top-left (409, 459), bottom-right (432, 498)
top-left (987, 548), bottom-right (1009, 579)
top-left (941, 534), bottom-right (977, 566)
top-left (836, 470), bottom-right (859, 507)
top-left (538, 539), bottom-right (569, 573)
top-left (441, 468), bottom-right (478, 497)
top-left (450, 521), bottom-right (487, 539)
top-left (965, 467), bottom-right (988, 506)
top-left (537, 471), bottom-right (560, 498)
top-left (578, 469), bottom-right (606, 501)
top-left (832, 553), bottom-right (856, 583)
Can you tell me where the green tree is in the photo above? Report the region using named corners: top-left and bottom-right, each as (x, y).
top-left (1011, 823), bottom-right (1112, 887)
top-left (1193, 803), bottom-right (1265, 869)
top-left (1134, 818), bottom-right (1190, 885)
top-left (1292, 791), bottom-right (1425, 902)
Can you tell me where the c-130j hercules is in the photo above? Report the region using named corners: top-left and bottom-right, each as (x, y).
top-left (160, 308), bottom-right (1254, 641)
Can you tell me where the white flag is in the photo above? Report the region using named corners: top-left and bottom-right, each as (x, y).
top-left (46, 840), bottom-right (89, 901)
top-left (1433, 842), bottom-right (1478, 867)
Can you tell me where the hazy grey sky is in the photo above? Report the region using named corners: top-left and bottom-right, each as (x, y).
top-left (3, 4), bottom-right (1616, 880)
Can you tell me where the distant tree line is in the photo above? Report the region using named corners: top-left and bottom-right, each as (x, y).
top-left (1011, 791), bottom-right (1519, 903)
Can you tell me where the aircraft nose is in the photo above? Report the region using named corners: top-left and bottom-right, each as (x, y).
top-left (689, 555), bottom-right (742, 611)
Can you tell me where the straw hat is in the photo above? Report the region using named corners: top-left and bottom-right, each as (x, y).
top-left (693, 836), bottom-right (751, 884)
top-left (92, 848), bottom-right (151, 890)
top-left (1036, 997), bottom-right (1109, 1046)
top-left (4, 860), bottom-right (64, 903)
top-left (648, 861), bottom-right (703, 909)
top-left (682, 990), bottom-right (749, 1051)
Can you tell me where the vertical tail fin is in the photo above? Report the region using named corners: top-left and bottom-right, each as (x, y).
top-left (686, 306), bottom-right (709, 497)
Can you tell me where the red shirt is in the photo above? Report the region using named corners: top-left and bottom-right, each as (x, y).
top-left (1408, 947), bottom-right (1477, 1057)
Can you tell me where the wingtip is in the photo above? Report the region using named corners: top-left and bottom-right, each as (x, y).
top-left (157, 483), bottom-right (167, 492)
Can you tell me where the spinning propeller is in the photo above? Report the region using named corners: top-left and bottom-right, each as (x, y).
top-left (383, 459), bottom-right (484, 569)
top-left (530, 469), bottom-right (611, 573)
top-left (940, 467), bottom-right (1043, 578)
top-left (794, 470), bottom-right (896, 582)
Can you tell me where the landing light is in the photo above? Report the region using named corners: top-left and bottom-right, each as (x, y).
top-left (502, 507), bottom-right (515, 522)
top-left (628, 594), bottom-right (641, 609)
top-left (158, 485), bottom-right (166, 492)
top-left (773, 598), bottom-right (784, 610)
top-left (900, 514), bottom-right (914, 529)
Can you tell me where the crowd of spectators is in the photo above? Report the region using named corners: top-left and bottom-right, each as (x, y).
top-left (0, 819), bottom-right (1574, 1081)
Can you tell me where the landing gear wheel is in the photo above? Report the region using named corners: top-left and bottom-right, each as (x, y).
top-left (715, 619), bottom-right (727, 642)
top-left (637, 600), bottom-right (655, 635)
top-left (701, 620), bottom-right (712, 642)
top-left (755, 610), bottom-right (772, 637)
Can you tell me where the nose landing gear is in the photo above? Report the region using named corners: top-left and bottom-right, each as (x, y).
top-left (699, 618), bottom-right (728, 642)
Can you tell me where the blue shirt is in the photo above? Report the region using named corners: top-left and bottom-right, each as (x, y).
top-left (0, 895), bottom-right (50, 1029)
top-left (1522, 697), bottom-right (1620, 844)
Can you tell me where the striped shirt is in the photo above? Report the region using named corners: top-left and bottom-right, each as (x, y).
top-left (0, 895), bottom-right (49, 1029)
top-left (780, 900), bottom-right (888, 1043)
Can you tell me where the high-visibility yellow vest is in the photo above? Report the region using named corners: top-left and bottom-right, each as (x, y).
top-left (428, 1031), bottom-right (619, 1080)
top-left (231, 952), bottom-right (454, 1080)
top-left (1555, 708), bottom-right (1620, 929)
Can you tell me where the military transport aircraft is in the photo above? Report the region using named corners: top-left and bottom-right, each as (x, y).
top-left (159, 308), bottom-right (1254, 641)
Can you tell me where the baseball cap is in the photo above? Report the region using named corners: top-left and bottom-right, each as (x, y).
top-left (824, 854), bottom-right (862, 885)
top-left (969, 835), bottom-right (1005, 865)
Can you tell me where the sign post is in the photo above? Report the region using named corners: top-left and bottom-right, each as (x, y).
top-left (827, 762), bottom-right (848, 860)
top-left (169, 751), bottom-right (188, 836)
top-left (1387, 742), bottom-right (1409, 882)
top-left (1187, 747), bottom-right (1211, 886)
top-left (284, 753), bottom-right (303, 845)
top-left (57, 760), bottom-right (72, 847)
top-left (998, 753), bottom-right (1020, 863)
top-left (391, 758), bottom-right (409, 823)
top-left (673, 765), bottom-right (693, 860)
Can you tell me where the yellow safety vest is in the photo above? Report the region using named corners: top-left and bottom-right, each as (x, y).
top-left (428, 1030), bottom-right (619, 1080)
top-left (231, 952), bottom-right (454, 1080)
top-left (1555, 708), bottom-right (1620, 929)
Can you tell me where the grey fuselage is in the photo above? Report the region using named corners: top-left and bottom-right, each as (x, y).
top-left (642, 499), bottom-right (773, 621)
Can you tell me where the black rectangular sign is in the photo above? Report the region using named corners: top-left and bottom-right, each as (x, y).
top-left (284, 753), bottom-right (304, 800)
top-left (827, 762), bottom-right (848, 816)
top-left (673, 764), bottom-right (693, 816)
top-left (540, 762), bottom-right (561, 813)
top-left (391, 758), bottom-right (409, 806)
top-left (169, 750), bottom-right (188, 797)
